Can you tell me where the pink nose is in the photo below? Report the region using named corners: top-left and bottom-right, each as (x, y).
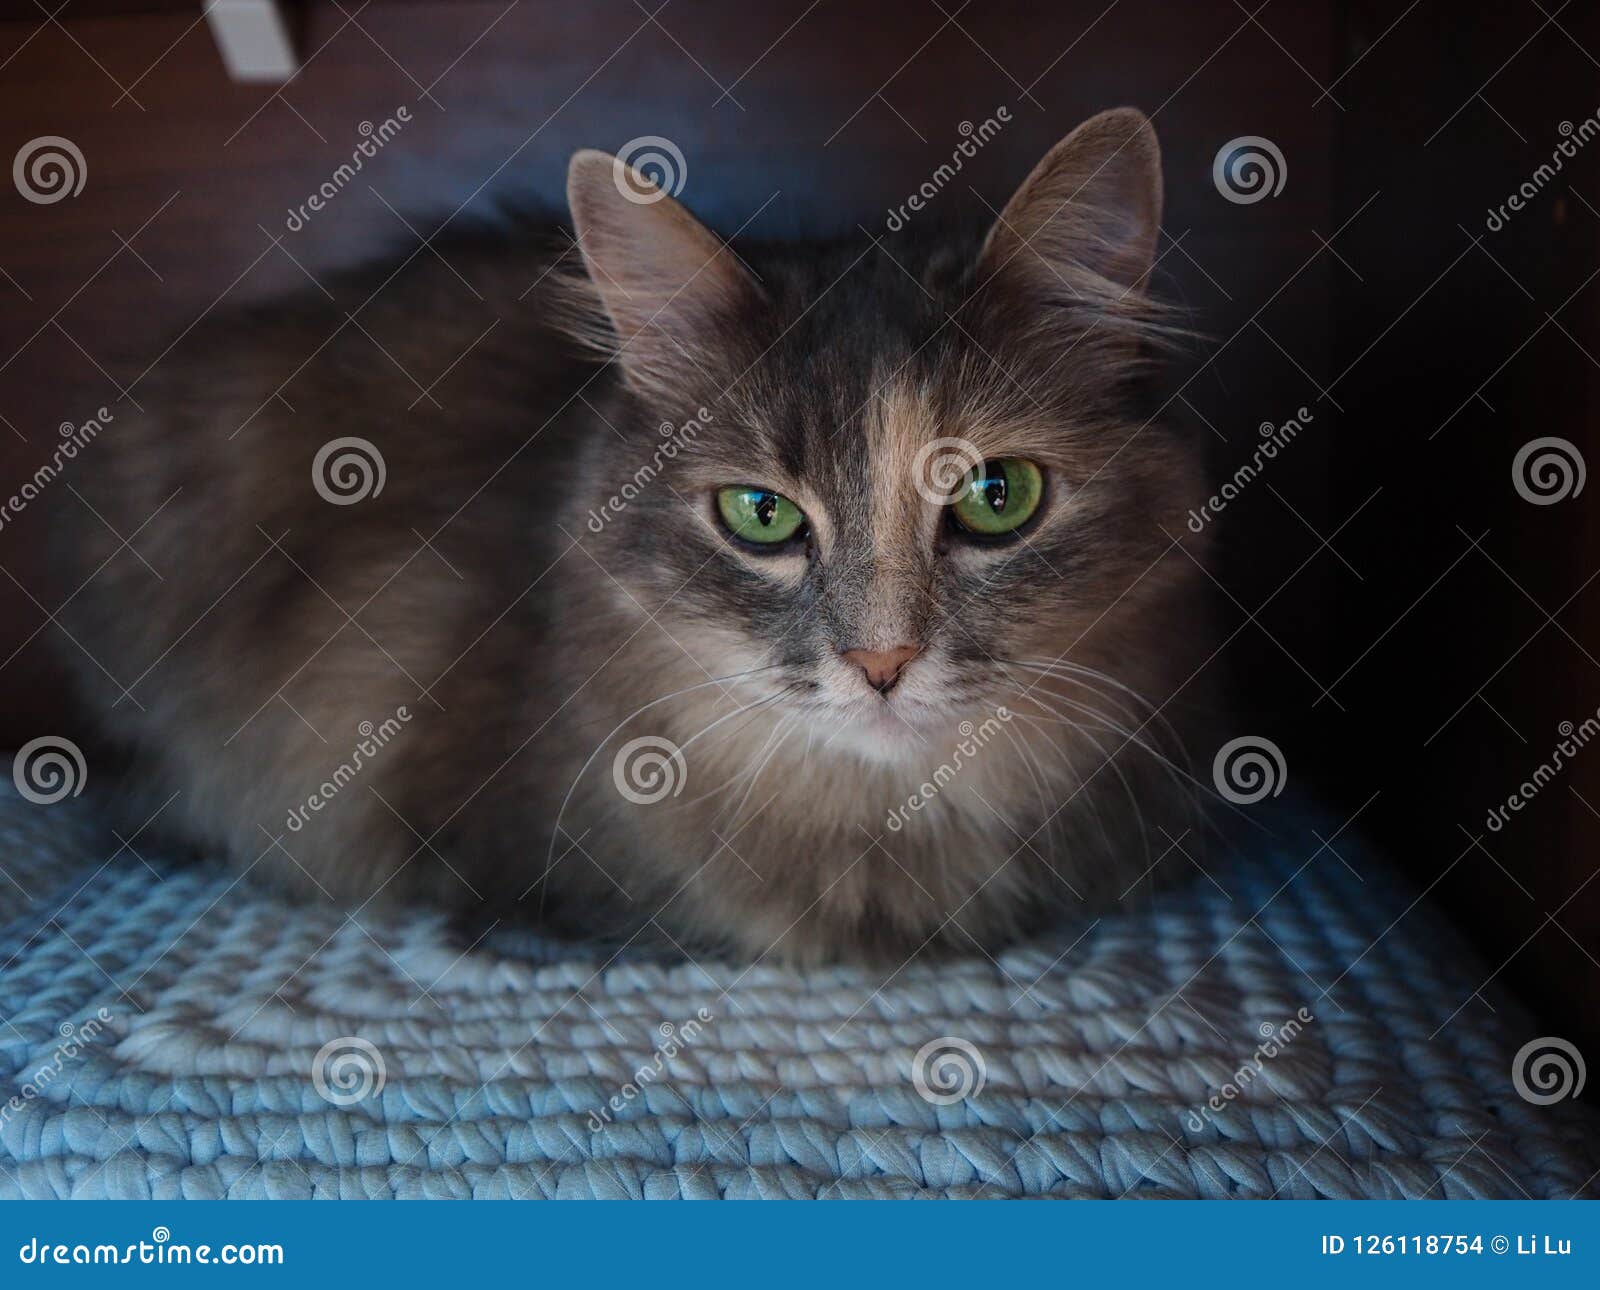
top-left (840, 645), bottom-right (920, 694)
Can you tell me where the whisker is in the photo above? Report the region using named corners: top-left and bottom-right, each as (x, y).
top-left (1027, 683), bottom-right (1203, 828)
top-left (1025, 690), bottom-right (1153, 871)
top-left (1008, 709), bottom-right (1118, 862)
top-left (1007, 657), bottom-right (1193, 775)
top-left (543, 663), bottom-right (786, 874)
top-left (1004, 666), bottom-right (1255, 847)
top-left (1007, 672), bottom-right (1190, 785)
top-left (675, 685), bottom-right (803, 813)
top-left (719, 712), bottom-right (798, 835)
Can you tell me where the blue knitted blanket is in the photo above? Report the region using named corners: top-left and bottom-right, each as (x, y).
top-left (0, 784), bottom-right (1593, 1198)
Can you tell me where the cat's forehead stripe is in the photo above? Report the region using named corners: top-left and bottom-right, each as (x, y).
top-left (868, 375), bottom-right (935, 540)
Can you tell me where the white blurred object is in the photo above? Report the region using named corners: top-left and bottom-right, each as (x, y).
top-left (205, 0), bottom-right (298, 83)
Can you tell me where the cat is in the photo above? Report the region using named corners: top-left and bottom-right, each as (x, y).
top-left (57, 107), bottom-right (1215, 965)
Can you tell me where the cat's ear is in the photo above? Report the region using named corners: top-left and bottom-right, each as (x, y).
top-left (976, 108), bottom-right (1162, 298)
top-left (565, 150), bottom-right (758, 391)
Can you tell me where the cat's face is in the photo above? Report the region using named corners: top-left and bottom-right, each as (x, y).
top-left (567, 110), bottom-right (1202, 762)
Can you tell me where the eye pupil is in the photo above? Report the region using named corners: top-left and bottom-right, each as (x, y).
top-left (981, 470), bottom-right (1007, 514)
top-left (754, 492), bottom-right (777, 526)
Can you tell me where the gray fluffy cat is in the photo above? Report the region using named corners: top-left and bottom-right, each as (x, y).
top-left (59, 108), bottom-right (1214, 963)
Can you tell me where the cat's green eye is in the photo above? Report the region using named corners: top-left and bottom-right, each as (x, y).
top-left (716, 486), bottom-right (806, 547)
top-left (951, 458), bottom-right (1044, 537)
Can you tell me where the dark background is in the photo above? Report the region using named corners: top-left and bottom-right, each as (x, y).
top-left (1, 1), bottom-right (1596, 1061)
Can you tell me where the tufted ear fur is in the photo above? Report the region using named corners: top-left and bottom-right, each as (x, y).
top-left (976, 107), bottom-right (1163, 300)
top-left (565, 149), bottom-right (760, 395)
